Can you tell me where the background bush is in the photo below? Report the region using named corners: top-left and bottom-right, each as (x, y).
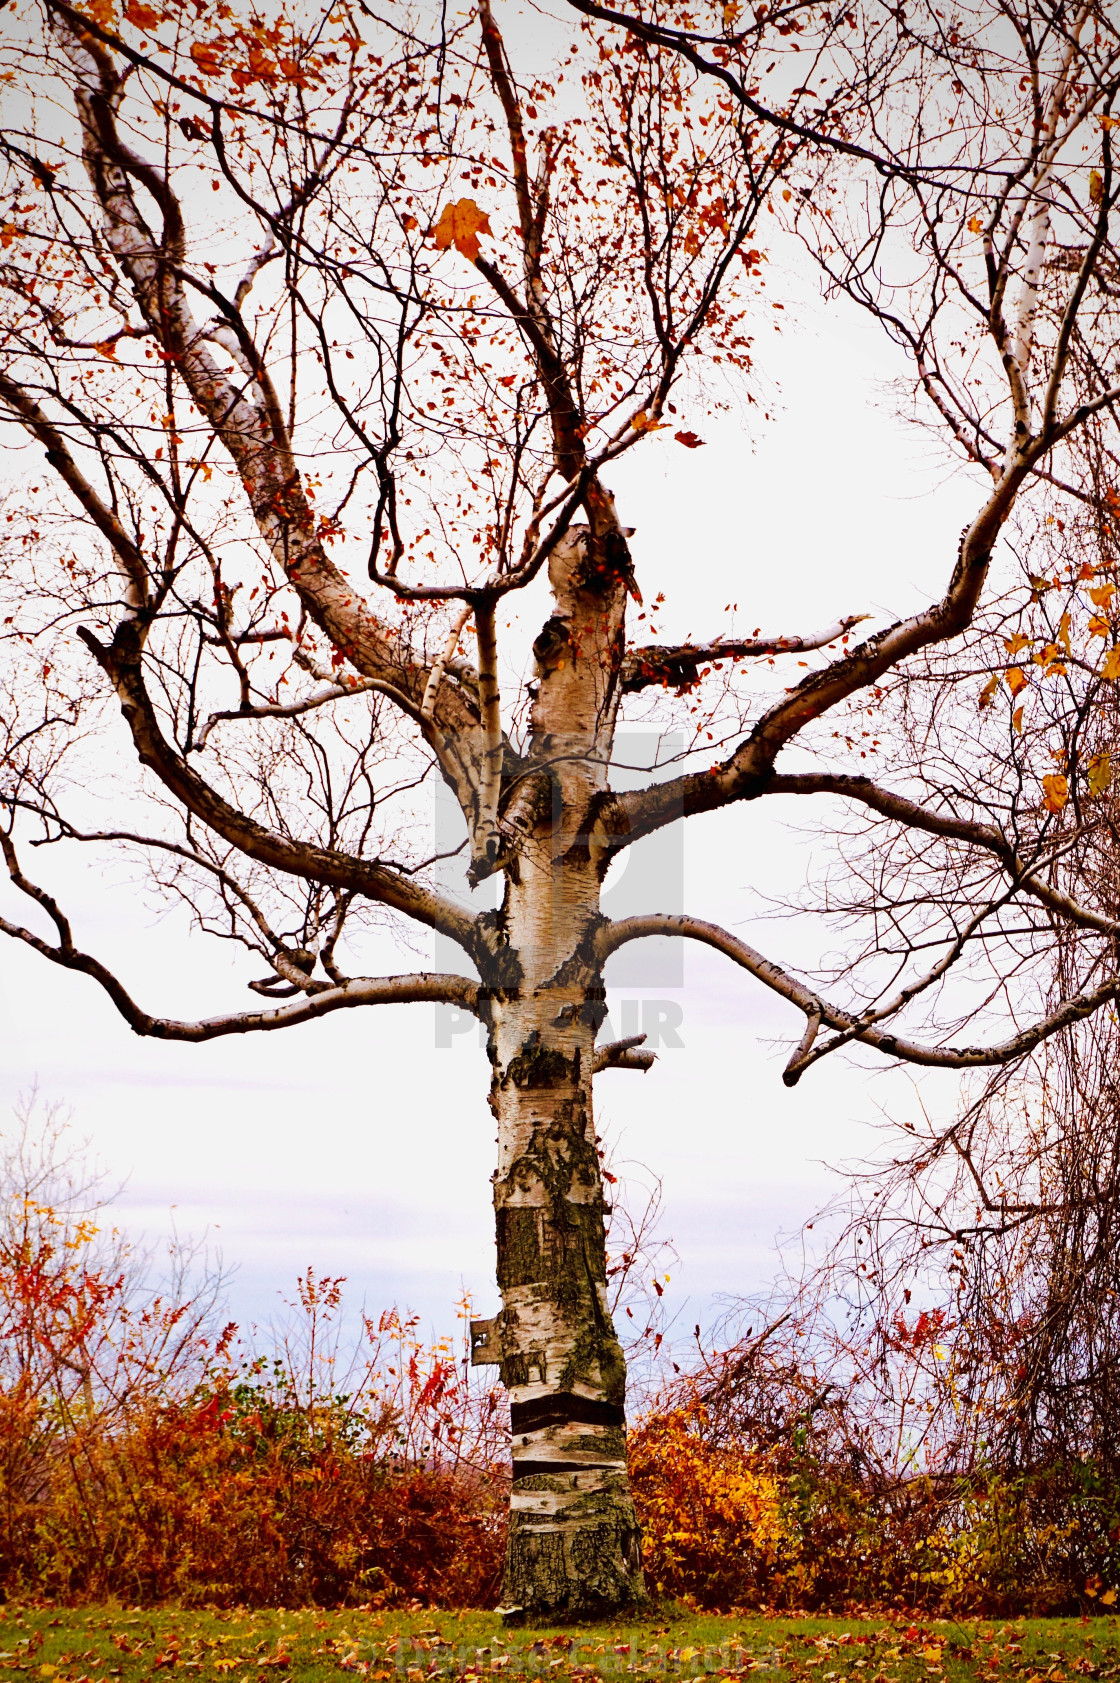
top-left (4, 1102), bottom-right (1120, 1613)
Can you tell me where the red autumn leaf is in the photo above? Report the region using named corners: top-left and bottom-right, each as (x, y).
top-left (432, 198), bottom-right (492, 261)
top-left (674, 430), bottom-right (706, 448)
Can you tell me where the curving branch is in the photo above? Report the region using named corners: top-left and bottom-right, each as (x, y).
top-left (0, 828), bottom-right (479, 1039)
top-left (621, 614), bottom-right (871, 693)
top-left (0, 370), bottom-right (148, 614)
top-left (51, 11), bottom-right (477, 742)
top-left (607, 458), bottom-right (1044, 855)
top-left (767, 772), bottom-right (1120, 939)
top-left (595, 913), bottom-right (1120, 1085)
top-left (189, 677), bottom-right (389, 752)
top-left (476, 0), bottom-right (585, 484)
top-left (468, 593), bottom-right (503, 885)
top-left (79, 622), bottom-right (479, 953)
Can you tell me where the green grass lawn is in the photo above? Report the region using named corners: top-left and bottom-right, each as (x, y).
top-left (3, 1609), bottom-right (1120, 1683)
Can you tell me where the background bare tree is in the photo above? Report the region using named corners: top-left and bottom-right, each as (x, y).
top-left (1, 0), bottom-right (1119, 1618)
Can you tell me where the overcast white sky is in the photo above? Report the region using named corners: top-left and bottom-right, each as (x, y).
top-left (0, 166), bottom-right (988, 1356)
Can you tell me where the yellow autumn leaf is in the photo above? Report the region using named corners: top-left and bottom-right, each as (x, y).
top-left (1058, 611), bottom-right (1072, 653)
top-left (1089, 614), bottom-right (1110, 637)
top-left (1012, 705), bottom-right (1024, 734)
top-left (1006, 666), bottom-right (1028, 696)
top-left (978, 673), bottom-right (1000, 709)
top-left (1003, 632), bottom-right (1032, 654)
top-left (432, 198), bottom-right (492, 262)
top-left (1089, 583), bottom-right (1115, 607)
top-left (1090, 168), bottom-right (1105, 206)
top-left (1102, 1588), bottom-right (1118, 1606)
top-left (1088, 753), bottom-right (1112, 797)
top-left (1102, 647), bottom-right (1120, 681)
top-left (968, 213), bottom-right (983, 234)
top-left (1042, 773), bottom-right (1069, 813)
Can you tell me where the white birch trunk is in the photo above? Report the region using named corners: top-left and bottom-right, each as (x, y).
top-left (474, 526), bottom-right (646, 1618)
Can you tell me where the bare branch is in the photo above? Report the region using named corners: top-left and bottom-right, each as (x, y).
top-left (596, 914), bottom-right (1120, 1083)
top-left (621, 615), bottom-right (871, 694)
top-left (592, 1034), bottom-right (656, 1074)
top-left (78, 624), bottom-right (479, 953)
top-left (768, 772), bottom-right (1120, 939)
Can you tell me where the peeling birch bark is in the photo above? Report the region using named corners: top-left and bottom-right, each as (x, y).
top-left (474, 525), bottom-right (645, 1619)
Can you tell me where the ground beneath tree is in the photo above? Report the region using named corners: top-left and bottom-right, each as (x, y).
top-left (2, 1610), bottom-right (1117, 1683)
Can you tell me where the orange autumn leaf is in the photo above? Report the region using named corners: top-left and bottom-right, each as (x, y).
top-left (1005, 666), bottom-right (1028, 696)
top-left (1101, 646), bottom-right (1120, 681)
top-left (123, 0), bottom-right (160, 28)
top-left (277, 56), bottom-right (311, 86)
top-left (1042, 773), bottom-right (1069, 813)
top-left (190, 41), bottom-right (222, 77)
top-left (246, 44), bottom-right (277, 82)
top-left (978, 673), bottom-right (999, 709)
top-left (432, 199), bottom-right (491, 262)
top-left (81, 0), bottom-right (116, 26)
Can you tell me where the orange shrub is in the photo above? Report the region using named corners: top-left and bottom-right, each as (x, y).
top-left (19, 1380), bottom-right (507, 1607)
top-left (629, 1393), bottom-right (791, 1610)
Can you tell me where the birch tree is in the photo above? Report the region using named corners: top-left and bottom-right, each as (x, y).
top-left (0, 0), bottom-right (1118, 1619)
